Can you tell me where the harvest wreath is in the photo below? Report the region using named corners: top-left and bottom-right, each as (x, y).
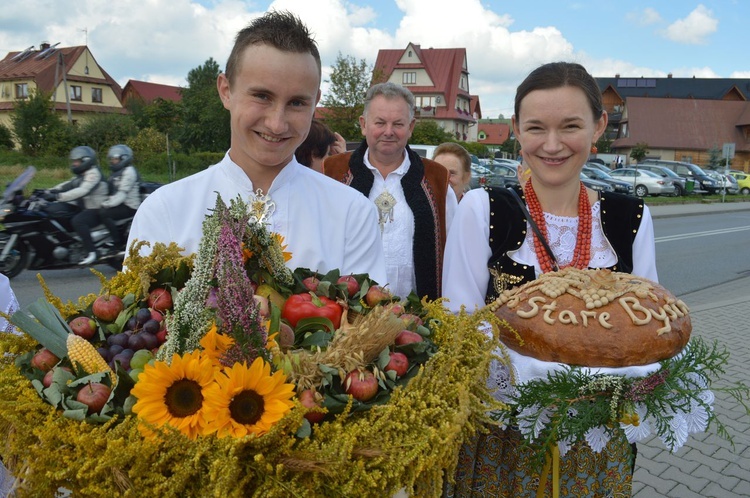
top-left (0, 194), bottom-right (506, 497)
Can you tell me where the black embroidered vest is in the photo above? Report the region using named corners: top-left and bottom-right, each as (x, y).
top-left (485, 186), bottom-right (645, 303)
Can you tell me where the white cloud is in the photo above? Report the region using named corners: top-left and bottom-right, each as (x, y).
top-left (662, 4), bottom-right (718, 45)
top-left (626, 7), bottom-right (662, 26)
top-left (1, 0), bottom-right (741, 122)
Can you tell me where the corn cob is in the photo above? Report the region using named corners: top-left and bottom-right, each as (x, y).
top-left (66, 334), bottom-right (115, 384)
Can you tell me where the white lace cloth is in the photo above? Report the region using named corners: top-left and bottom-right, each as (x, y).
top-left (485, 331), bottom-right (713, 456)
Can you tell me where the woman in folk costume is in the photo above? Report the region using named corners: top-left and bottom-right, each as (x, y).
top-left (442, 62), bottom-right (657, 497)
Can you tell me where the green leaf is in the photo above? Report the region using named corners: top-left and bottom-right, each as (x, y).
top-left (10, 299), bottom-right (69, 358)
top-left (377, 347), bottom-right (391, 370)
top-left (299, 330), bottom-right (333, 349)
top-left (296, 419), bottom-right (312, 438)
top-left (62, 407), bottom-right (88, 421)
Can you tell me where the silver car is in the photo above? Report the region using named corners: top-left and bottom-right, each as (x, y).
top-left (609, 168), bottom-right (676, 197)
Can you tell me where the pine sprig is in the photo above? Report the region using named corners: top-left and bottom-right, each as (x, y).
top-left (508, 336), bottom-right (748, 470)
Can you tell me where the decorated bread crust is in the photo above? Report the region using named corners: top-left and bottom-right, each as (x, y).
top-left (490, 268), bottom-right (691, 367)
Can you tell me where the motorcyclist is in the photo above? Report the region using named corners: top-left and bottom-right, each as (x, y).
top-left (42, 146), bottom-right (108, 265)
top-left (100, 144), bottom-right (141, 254)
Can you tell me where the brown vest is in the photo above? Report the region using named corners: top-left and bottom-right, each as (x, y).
top-left (324, 143), bottom-right (450, 300)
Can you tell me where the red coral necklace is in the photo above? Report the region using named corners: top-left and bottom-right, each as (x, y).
top-left (523, 179), bottom-right (592, 274)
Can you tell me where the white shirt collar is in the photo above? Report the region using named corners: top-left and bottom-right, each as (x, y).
top-left (362, 147), bottom-right (411, 179)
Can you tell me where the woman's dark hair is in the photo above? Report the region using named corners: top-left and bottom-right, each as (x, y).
top-left (514, 62), bottom-right (603, 121)
top-left (296, 120), bottom-right (337, 167)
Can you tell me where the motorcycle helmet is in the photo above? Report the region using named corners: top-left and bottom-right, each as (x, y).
top-left (107, 144), bottom-right (133, 172)
top-left (69, 146), bottom-right (98, 175)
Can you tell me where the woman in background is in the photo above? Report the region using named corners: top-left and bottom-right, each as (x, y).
top-left (296, 119), bottom-right (347, 173)
top-left (433, 142), bottom-right (472, 201)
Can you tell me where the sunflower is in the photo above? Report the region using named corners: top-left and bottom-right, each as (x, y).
top-left (203, 357), bottom-right (295, 438)
top-left (131, 350), bottom-right (216, 439)
top-left (200, 323), bottom-right (235, 364)
top-left (272, 233), bottom-right (293, 262)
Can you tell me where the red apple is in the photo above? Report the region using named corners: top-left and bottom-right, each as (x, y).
top-left (385, 352), bottom-right (409, 377)
top-left (278, 322), bottom-right (295, 350)
top-left (389, 303), bottom-right (404, 315)
top-left (69, 316), bottom-right (97, 340)
top-left (31, 348), bottom-right (60, 372)
top-left (253, 294), bottom-right (270, 318)
top-left (365, 285), bottom-right (392, 307)
top-left (395, 330), bottom-right (423, 346)
top-left (399, 313), bottom-right (423, 328)
top-left (344, 369), bottom-right (379, 402)
top-left (42, 366), bottom-right (73, 388)
top-left (147, 287), bottom-right (173, 312)
top-left (299, 389), bottom-right (325, 423)
top-left (92, 294), bottom-right (124, 322)
top-left (302, 276), bottom-right (320, 292)
top-left (76, 382), bottom-right (111, 415)
top-left (149, 308), bottom-right (164, 323)
top-left (337, 275), bottom-right (360, 298)
top-left (155, 325), bottom-right (168, 344)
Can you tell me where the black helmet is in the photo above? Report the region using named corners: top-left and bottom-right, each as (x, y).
top-left (107, 144), bottom-right (133, 172)
top-left (69, 146), bottom-right (98, 175)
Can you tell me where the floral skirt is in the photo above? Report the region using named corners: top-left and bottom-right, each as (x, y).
top-left (444, 425), bottom-right (633, 498)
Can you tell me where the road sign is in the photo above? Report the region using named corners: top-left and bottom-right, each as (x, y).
top-left (722, 143), bottom-right (735, 159)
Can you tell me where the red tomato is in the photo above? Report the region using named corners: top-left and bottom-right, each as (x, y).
top-left (282, 293), bottom-right (343, 329)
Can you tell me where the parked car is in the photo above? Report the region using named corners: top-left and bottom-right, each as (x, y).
top-left (705, 170), bottom-right (738, 195)
top-left (491, 158), bottom-right (522, 168)
top-left (581, 166), bottom-right (634, 195)
top-left (728, 171), bottom-right (750, 195)
top-left (609, 168), bottom-right (676, 197)
top-left (579, 173), bottom-right (614, 193)
top-left (486, 162), bottom-right (520, 187)
top-left (469, 165), bottom-right (504, 189)
top-left (585, 162), bottom-right (614, 174)
top-left (639, 159), bottom-right (719, 194)
top-left (408, 144), bottom-right (438, 158)
top-left (635, 164), bottom-right (693, 196)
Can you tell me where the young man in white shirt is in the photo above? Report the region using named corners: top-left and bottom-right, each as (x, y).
top-left (127, 11), bottom-right (386, 284)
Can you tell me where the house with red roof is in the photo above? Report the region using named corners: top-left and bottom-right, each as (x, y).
top-left (121, 80), bottom-right (182, 106)
top-left (611, 97), bottom-right (750, 170)
top-left (0, 42), bottom-right (124, 130)
top-left (477, 120), bottom-right (510, 148)
top-left (374, 43), bottom-right (480, 142)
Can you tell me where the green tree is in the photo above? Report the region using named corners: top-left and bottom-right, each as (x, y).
top-left (0, 123), bottom-right (15, 150)
top-left (409, 120), bottom-right (454, 145)
top-left (144, 98), bottom-right (182, 138)
top-left (127, 127), bottom-right (173, 164)
top-left (178, 58), bottom-right (230, 152)
top-left (706, 145), bottom-right (723, 169)
top-left (77, 113), bottom-right (138, 157)
top-left (595, 135), bottom-right (613, 154)
top-left (629, 142), bottom-right (649, 163)
top-left (321, 53), bottom-right (373, 141)
top-left (10, 89), bottom-right (66, 156)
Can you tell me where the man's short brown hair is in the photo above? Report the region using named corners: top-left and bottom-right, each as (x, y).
top-left (224, 10), bottom-right (321, 87)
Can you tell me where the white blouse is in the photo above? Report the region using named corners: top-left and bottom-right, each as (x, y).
top-left (442, 188), bottom-right (658, 313)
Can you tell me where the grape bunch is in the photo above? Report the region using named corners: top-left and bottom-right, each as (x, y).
top-left (99, 307), bottom-right (166, 374)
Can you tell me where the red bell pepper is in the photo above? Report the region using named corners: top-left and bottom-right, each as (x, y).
top-left (281, 292), bottom-right (343, 329)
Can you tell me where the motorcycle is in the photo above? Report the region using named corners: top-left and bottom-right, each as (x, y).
top-left (0, 166), bottom-right (132, 278)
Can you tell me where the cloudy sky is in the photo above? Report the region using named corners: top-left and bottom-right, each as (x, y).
top-left (1, 0), bottom-right (746, 118)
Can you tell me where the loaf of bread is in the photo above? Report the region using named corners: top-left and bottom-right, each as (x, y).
top-left (490, 268), bottom-right (691, 367)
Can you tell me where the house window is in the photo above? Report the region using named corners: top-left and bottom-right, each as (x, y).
top-left (403, 72), bottom-right (416, 85)
top-left (70, 85), bottom-right (82, 101)
top-left (478, 131), bottom-right (487, 140)
top-left (91, 87), bottom-right (102, 103)
top-left (15, 83), bottom-right (28, 99)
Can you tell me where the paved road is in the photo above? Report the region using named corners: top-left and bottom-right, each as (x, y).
top-left (633, 201), bottom-right (750, 498)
